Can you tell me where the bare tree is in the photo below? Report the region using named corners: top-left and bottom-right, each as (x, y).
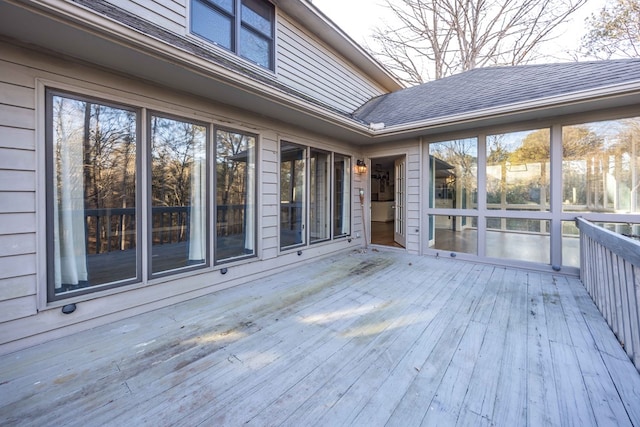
top-left (581, 0), bottom-right (640, 59)
top-left (370, 0), bottom-right (588, 85)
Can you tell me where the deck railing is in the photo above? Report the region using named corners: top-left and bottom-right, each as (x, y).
top-left (577, 217), bottom-right (640, 371)
top-left (85, 205), bottom-right (247, 254)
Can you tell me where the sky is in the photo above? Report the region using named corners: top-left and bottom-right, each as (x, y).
top-left (312, 0), bottom-right (607, 62)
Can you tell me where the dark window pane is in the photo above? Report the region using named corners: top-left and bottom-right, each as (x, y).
top-left (310, 149), bottom-right (330, 243)
top-left (216, 129), bottom-right (256, 261)
top-left (51, 95), bottom-right (137, 296)
top-left (242, 0), bottom-right (272, 35)
top-left (239, 28), bottom-right (270, 68)
top-left (192, 0), bottom-right (232, 49)
top-left (333, 154), bottom-right (351, 237)
top-left (150, 116), bottom-right (207, 274)
top-left (208, 0), bottom-right (234, 14)
top-left (280, 141), bottom-right (306, 248)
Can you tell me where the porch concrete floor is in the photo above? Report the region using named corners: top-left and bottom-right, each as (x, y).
top-left (1, 250), bottom-right (639, 426)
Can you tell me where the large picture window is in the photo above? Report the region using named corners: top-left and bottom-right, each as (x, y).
top-left (216, 129), bottom-right (257, 262)
top-left (562, 117), bottom-right (640, 214)
top-left (47, 92), bottom-right (139, 300)
top-left (47, 90), bottom-right (258, 301)
top-left (150, 115), bottom-right (208, 275)
top-left (191, 0), bottom-right (275, 70)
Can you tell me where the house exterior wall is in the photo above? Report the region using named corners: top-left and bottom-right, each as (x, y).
top-left (0, 40), bottom-right (367, 355)
top-left (100, 0), bottom-right (388, 113)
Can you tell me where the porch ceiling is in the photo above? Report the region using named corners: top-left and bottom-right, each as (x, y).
top-left (1, 251), bottom-right (639, 425)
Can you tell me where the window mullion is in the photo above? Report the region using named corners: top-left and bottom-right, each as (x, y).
top-left (140, 108), bottom-right (149, 283)
top-left (234, 0), bottom-right (241, 53)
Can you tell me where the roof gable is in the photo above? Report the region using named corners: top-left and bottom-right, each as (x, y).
top-left (354, 60), bottom-right (640, 128)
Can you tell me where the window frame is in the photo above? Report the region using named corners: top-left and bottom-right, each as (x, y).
top-left (45, 89), bottom-right (143, 302)
top-left (332, 153), bottom-right (352, 239)
top-left (147, 111), bottom-right (211, 279)
top-left (44, 87), bottom-right (264, 303)
top-left (214, 125), bottom-right (259, 264)
top-left (278, 141), bottom-right (353, 252)
top-left (190, 0), bottom-right (276, 71)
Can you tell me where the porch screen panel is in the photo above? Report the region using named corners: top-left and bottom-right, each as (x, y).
top-left (429, 138), bottom-right (478, 210)
top-left (216, 129), bottom-right (257, 262)
top-left (486, 129), bottom-right (550, 211)
top-left (562, 117), bottom-right (640, 214)
top-left (333, 154), bottom-right (351, 237)
top-left (150, 115), bottom-right (207, 274)
top-left (486, 218), bottom-right (550, 264)
top-left (49, 93), bottom-right (138, 297)
top-left (310, 149), bottom-right (330, 243)
top-left (427, 215), bottom-right (477, 254)
top-left (280, 141), bottom-right (306, 249)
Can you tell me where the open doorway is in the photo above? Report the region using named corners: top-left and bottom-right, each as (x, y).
top-left (370, 155), bottom-right (406, 248)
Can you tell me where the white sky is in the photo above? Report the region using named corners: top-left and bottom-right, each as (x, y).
top-left (312, 0), bottom-right (607, 62)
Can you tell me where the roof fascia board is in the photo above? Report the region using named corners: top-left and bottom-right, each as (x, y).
top-left (274, 0), bottom-right (403, 92)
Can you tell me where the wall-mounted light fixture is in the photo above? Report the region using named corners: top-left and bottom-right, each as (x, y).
top-left (356, 159), bottom-right (367, 174)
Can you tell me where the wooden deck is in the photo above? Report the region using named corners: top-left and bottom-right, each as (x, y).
top-left (1, 250), bottom-right (639, 426)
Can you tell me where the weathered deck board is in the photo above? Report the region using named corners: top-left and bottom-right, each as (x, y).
top-left (1, 250), bottom-right (639, 427)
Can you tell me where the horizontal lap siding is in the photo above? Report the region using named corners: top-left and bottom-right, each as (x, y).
top-left (261, 134), bottom-right (279, 260)
top-left (277, 14), bottom-right (385, 114)
top-left (0, 59), bottom-right (37, 317)
top-left (406, 150), bottom-right (421, 250)
top-left (104, 0), bottom-right (186, 34)
top-left (96, 2), bottom-right (385, 115)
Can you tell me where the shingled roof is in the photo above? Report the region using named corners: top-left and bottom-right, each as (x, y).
top-left (354, 60), bottom-right (640, 128)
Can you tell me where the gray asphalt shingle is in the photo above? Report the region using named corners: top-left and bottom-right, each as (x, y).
top-left (353, 60), bottom-right (640, 127)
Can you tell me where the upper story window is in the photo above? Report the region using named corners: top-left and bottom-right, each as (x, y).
top-left (191, 0), bottom-right (275, 70)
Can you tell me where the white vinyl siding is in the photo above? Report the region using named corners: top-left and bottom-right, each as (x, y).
top-left (276, 13), bottom-right (386, 113)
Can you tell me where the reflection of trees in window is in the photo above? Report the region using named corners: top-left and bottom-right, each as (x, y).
top-left (487, 129), bottom-right (550, 209)
top-left (333, 154), bottom-right (351, 237)
top-left (150, 116), bottom-right (207, 274)
top-left (563, 118), bottom-right (639, 213)
top-left (51, 94), bottom-right (137, 296)
top-left (279, 141), bottom-right (306, 249)
top-left (430, 138), bottom-right (477, 209)
top-left (216, 129), bottom-right (256, 261)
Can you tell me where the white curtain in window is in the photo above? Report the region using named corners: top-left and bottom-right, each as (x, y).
top-left (188, 148), bottom-right (207, 262)
top-left (53, 101), bottom-right (88, 288)
top-left (244, 139), bottom-right (256, 252)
